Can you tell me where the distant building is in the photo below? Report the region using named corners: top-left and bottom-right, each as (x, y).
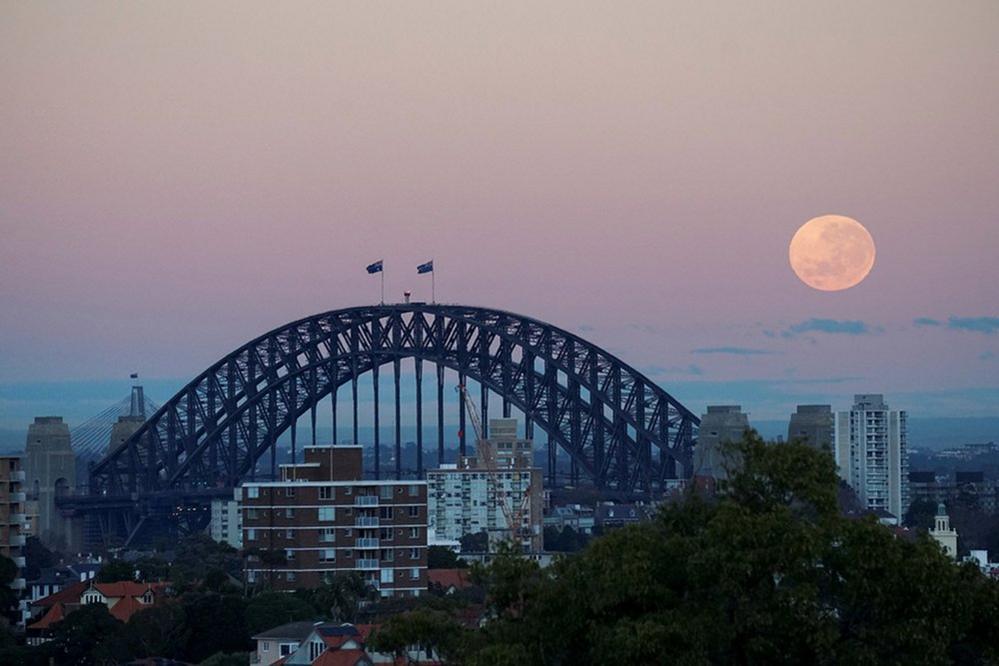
top-left (788, 405), bottom-right (834, 450)
top-left (0, 456), bottom-right (27, 597)
top-left (593, 502), bottom-right (652, 529)
top-left (24, 417), bottom-right (78, 551)
top-left (241, 445), bottom-right (428, 596)
top-left (693, 406), bottom-right (751, 480)
top-left (834, 395), bottom-right (909, 519)
top-left (427, 418), bottom-right (543, 552)
top-left (929, 503), bottom-right (958, 558)
top-left (210, 492), bottom-right (242, 549)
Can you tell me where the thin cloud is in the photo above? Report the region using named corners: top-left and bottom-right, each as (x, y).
top-left (914, 317), bottom-right (943, 327)
top-left (691, 346), bottom-right (777, 356)
top-left (948, 316), bottom-right (999, 335)
top-left (782, 318), bottom-right (876, 338)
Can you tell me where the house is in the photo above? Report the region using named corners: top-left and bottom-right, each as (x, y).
top-left (427, 568), bottom-right (471, 595)
top-left (26, 579), bottom-right (170, 644)
top-left (252, 620), bottom-right (321, 665)
top-left (285, 624), bottom-right (375, 665)
top-left (593, 503), bottom-right (651, 529)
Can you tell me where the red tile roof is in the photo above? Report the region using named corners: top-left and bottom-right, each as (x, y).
top-left (427, 569), bottom-right (471, 591)
top-left (313, 649), bottom-right (370, 666)
top-left (28, 602), bottom-right (65, 630)
top-left (33, 580), bottom-right (88, 608)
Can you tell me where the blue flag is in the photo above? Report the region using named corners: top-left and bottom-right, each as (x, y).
top-left (366, 260), bottom-right (383, 274)
top-left (417, 260), bottom-right (434, 274)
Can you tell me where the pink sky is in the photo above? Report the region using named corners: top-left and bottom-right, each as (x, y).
top-left (1, 1), bottom-right (997, 420)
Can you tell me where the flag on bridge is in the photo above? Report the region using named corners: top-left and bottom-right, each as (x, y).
top-left (366, 260), bottom-right (383, 274)
top-left (129, 373), bottom-right (139, 379)
top-left (417, 260), bottom-right (433, 274)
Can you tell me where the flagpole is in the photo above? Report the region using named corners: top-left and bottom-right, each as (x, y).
top-left (381, 269), bottom-right (385, 304)
top-left (432, 258), bottom-right (436, 303)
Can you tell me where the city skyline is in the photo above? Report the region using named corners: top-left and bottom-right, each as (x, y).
top-left (2, 1), bottom-right (998, 426)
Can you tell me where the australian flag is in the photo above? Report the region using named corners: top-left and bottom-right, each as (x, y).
top-left (417, 260), bottom-right (434, 274)
top-left (366, 260), bottom-right (383, 274)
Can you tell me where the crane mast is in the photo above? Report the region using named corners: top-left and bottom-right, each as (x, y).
top-left (455, 384), bottom-right (533, 549)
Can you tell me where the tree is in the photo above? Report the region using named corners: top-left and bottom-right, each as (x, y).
top-left (367, 608), bottom-right (465, 664)
top-left (0, 555), bottom-right (19, 622)
top-left (171, 534), bottom-right (241, 587)
top-left (428, 546), bottom-right (467, 569)
top-left (180, 592), bottom-right (251, 663)
top-left (245, 591), bottom-right (316, 634)
top-left (459, 531), bottom-right (489, 553)
top-left (46, 603), bottom-right (129, 666)
top-left (22, 536), bottom-right (58, 580)
top-left (904, 498), bottom-right (938, 530)
top-left (308, 572), bottom-right (375, 623)
top-left (458, 433), bottom-right (999, 665)
top-left (125, 601), bottom-right (189, 659)
top-left (96, 559), bottom-right (135, 583)
top-left (198, 651), bottom-right (251, 666)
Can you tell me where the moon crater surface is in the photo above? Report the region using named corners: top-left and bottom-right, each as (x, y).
top-left (789, 215), bottom-right (876, 291)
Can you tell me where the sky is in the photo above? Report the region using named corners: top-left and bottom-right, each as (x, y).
top-left (1, 1), bottom-right (997, 431)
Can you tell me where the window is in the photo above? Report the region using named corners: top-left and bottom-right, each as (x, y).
top-left (380, 528), bottom-right (394, 541)
top-left (285, 529), bottom-right (294, 539)
top-left (380, 507), bottom-right (394, 520)
top-left (246, 508), bottom-right (258, 519)
top-left (344, 528), bottom-right (352, 538)
top-left (280, 643), bottom-right (295, 657)
top-left (262, 641), bottom-right (270, 651)
top-left (321, 528), bottom-right (335, 543)
top-left (246, 528), bottom-right (257, 541)
top-left (409, 527), bottom-right (419, 538)
top-left (410, 548), bottom-right (419, 559)
top-left (247, 487), bottom-right (259, 499)
top-left (408, 484), bottom-right (419, 496)
top-left (284, 508), bottom-right (295, 519)
top-left (408, 506), bottom-right (419, 518)
top-left (318, 507), bottom-right (335, 521)
top-left (410, 568), bottom-right (420, 580)
top-left (320, 549), bottom-right (336, 562)
top-left (380, 568), bottom-right (394, 584)
top-left (286, 549), bottom-right (295, 561)
top-left (344, 549), bottom-right (353, 558)
top-left (379, 485), bottom-right (393, 500)
top-left (319, 486), bottom-right (334, 500)
top-left (286, 571), bottom-right (296, 582)
top-left (345, 486), bottom-right (353, 495)
top-left (285, 487), bottom-right (296, 498)
top-left (381, 548), bottom-right (394, 562)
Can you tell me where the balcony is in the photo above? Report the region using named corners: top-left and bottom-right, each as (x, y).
top-left (13, 556), bottom-right (25, 568)
top-left (11, 471), bottom-right (25, 483)
top-left (11, 492), bottom-right (25, 503)
top-left (355, 496), bottom-right (378, 506)
top-left (356, 559), bottom-right (380, 570)
top-left (10, 535), bottom-right (25, 547)
top-left (11, 514), bottom-right (25, 526)
top-left (356, 538), bottom-right (379, 549)
top-left (355, 516), bottom-right (379, 528)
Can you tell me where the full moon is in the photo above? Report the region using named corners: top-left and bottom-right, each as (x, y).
top-left (789, 215), bottom-right (876, 291)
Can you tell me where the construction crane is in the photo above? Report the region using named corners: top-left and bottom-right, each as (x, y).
top-left (455, 384), bottom-right (533, 550)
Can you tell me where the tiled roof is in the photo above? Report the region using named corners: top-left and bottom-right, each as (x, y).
top-left (28, 602), bottom-right (65, 630)
top-left (109, 595), bottom-right (143, 622)
top-left (427, 569), bottom-right (471, 590)
top-left (93, 581), bottom-right (166, 599)
top-left (313, 648), bottom-right (370, 666)
top-left (33, 580), bottom-right (88, 608)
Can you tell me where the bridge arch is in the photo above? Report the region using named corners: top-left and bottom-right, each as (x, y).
top-left (89, 304), bottom-right (699, 497)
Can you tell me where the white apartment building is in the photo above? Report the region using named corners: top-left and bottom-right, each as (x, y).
top-left (427, 418), bottom-right (543, 552)
top-left (834, 394), bottom-right (909, 519)
top-left (210, 492), bottom-right (243, 549)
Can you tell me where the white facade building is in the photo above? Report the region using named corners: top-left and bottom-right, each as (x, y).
top-left (209, 492), bottom-right (243, 549)
top-left (427, 418), bottom-right (543, 552)
top-left (834, 394), bottom-right (909, 519)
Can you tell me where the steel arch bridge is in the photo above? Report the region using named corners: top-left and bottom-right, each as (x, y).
top-left (76, 304), bottom-right (698, 544)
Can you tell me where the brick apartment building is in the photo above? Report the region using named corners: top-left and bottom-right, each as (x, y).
top-left (242, 445), bottom-right (428, 596)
